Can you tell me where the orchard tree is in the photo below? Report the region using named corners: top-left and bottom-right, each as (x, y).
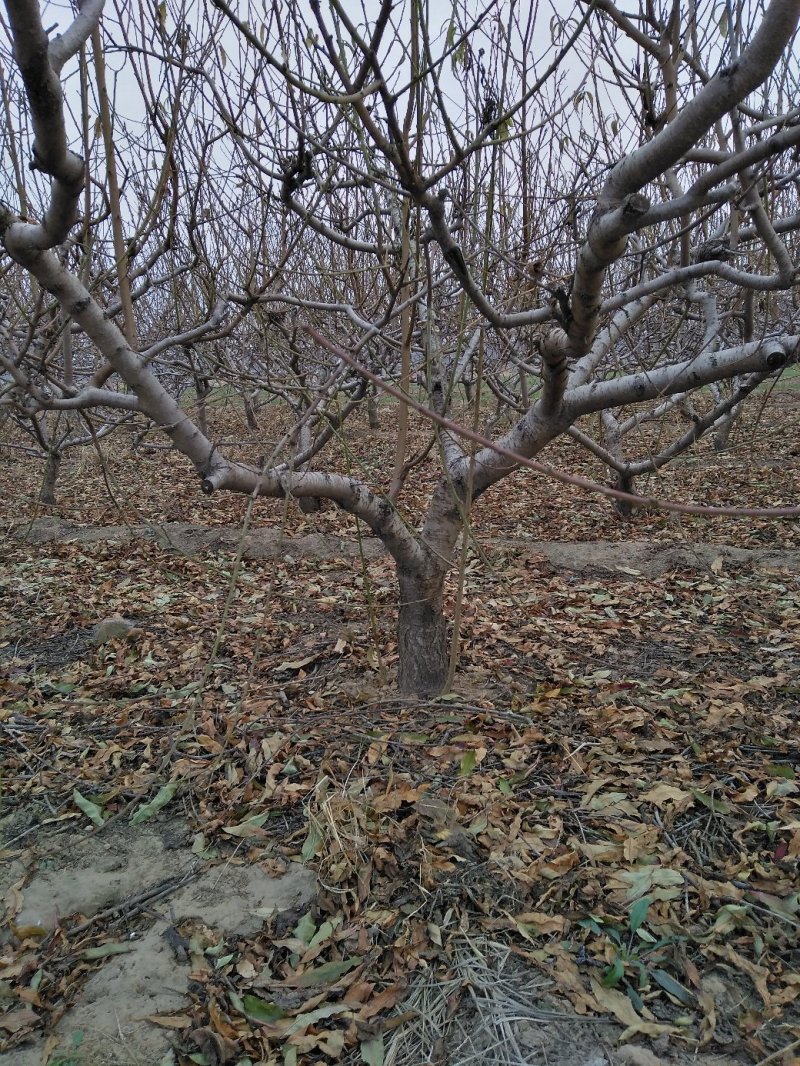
top-left (1, 0), bottom-right (799, 694)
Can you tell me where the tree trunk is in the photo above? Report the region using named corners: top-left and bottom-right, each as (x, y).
top-left (39, 448), bottom-right (62, 505)
top-left (397, 568), bottom-right (448, 696)
top-left (242, 390), bottom-right (258, 430)
top-left (518, 366), bottom-right (529, 408)
top-left (195, 376), bottom-right (210, 437)
top-left (296, 420), bottom-right (322, 513)
top-left (713, 407), bottom-right (738, 451)
top-left (367, 392), bottom-right (380, 431)
top-left (614, 470), bottom-right (635, 518)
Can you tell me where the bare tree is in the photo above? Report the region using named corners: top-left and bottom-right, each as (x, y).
top-left (1, 0), bottom-right (799, 694)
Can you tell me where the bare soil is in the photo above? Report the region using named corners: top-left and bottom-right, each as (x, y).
top-left (0, 816), bottom-right (315, 1066)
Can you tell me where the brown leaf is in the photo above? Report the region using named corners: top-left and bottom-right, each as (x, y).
top-left (0, 1006), bottom-right (40, 1033)
top-left (145, 1013), bottom-right (193, 1029)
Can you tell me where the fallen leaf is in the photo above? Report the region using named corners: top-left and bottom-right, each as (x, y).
top-left (145, 1013), bottom-right (193, 1029)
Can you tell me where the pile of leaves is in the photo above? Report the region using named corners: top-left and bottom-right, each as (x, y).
top-left (1, 396), bottom-right (799, 1064)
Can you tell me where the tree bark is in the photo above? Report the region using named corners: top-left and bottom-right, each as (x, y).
top-left (367, 393), bottom-right (380, 431)
top-left (195, 375), bottom-right (210, 437)
top-left (397, 568), bottom-right (448, 696)
top-left (713, 415), bottom-right (734, 451)
top-left (242, 390), bottom-right (258, 430)
top-left (613, 470), bottom-right (636, 518)
top-left (296, 420), bottom-right (322, 512)
top-left (39, 448), bottom-right (62, 505)
top-left (713, 405), bottom-right (739, 451)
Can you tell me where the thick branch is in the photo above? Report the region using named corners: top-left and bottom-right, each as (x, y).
top-left (566, 337), bottom-right (798, 417)
top-left (3, 0), bottom-right (90, 250)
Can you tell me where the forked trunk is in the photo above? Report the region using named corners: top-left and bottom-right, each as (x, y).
top-left (397, 568), bottom-right (448, 696)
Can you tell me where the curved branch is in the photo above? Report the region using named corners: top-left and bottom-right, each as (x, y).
top-left (201, 464), bottom-right (425, 571)
top-left (3, 0), bottom-right (87, 250)
top-left (49, 0), bottom-right (105, 74)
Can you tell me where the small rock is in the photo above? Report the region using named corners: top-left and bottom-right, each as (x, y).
top-left (91, 615), bottom-right (140, 645)
top-left (614, 1048), bottom-right (662, 1066)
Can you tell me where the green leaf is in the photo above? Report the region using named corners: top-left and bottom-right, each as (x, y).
top-left (301, 820), bottom-right (323, 862)
top-left (628, 895), bottom-right (651, 934)
top-left (578, 916), bottom-right (605, 937)
top-left (650, 969), bottom-right (695, 1006)
top-left (767, 763), bottom-right (795, 779)
top-left (284, 1003), bottom-right (350, 1036)
top-left (451, 40), bottom-right (466, 73)
top-left (223, 812), bottom-right (272, 838)
top-left (601, 957), bottom-right (625, 987)
top-left (498, 779), bottom-right (513, 797)
top-left (625, 980), bottom-right (645, 1013)
top-left (46, 681), bottom-right (76, 695)
top-left (701, 903), bottom-right (750, 939)
top-left (293, 912), bottom-right (317, 945)
top-left (494, 116), bottom-right (513, 141)
top-left (361, 1034), bottom-right (384, 1066)
top-left (240, 994), bottom-right (286, 1024)
top-left (308, 919), bottom-right (337, 948)
top-left (73, 788), bottom-right (105, 828)
top-left (691, 789), bottom-right (732, 814)
top-left (617, 866), bottom-right (683, 902)
top-left (130, 781), bottom-right (179, 825)
top-left (459, 750), bottom-right (477, 776)
top-left (293, 956), bottom-right (361, 987)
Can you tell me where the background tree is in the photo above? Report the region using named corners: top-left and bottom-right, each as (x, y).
top-left (1, 0), bottom-right (799, 694)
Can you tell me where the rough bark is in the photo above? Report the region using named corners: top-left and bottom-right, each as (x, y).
top-left (195, 376), bottom-right (210, 437)
top-left (713, 412), bottom-right (736, 451)
top-left (242, 391), bottom-right (258, 430)
top-left (397, 568), bottom-right (448, 696)
top-left (39, 448), bottom-right (62, 505)
top-left (613, 471), bottom-right (636, 518)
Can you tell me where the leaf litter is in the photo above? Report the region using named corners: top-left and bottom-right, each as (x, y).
top-left (0, 403), bottom-right (799, 1065)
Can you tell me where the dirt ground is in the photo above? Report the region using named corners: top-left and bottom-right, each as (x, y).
top-left (0, 816), bottom-right (315, 1066)
top-left (0, 812), bottom-right (763, 1066)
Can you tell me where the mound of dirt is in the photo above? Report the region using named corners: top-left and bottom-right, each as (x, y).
top-left (11, 517), bottom-right (800, 576)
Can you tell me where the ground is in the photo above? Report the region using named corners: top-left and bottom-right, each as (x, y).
top-left (1, 395), bottom-right (799, 1065)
